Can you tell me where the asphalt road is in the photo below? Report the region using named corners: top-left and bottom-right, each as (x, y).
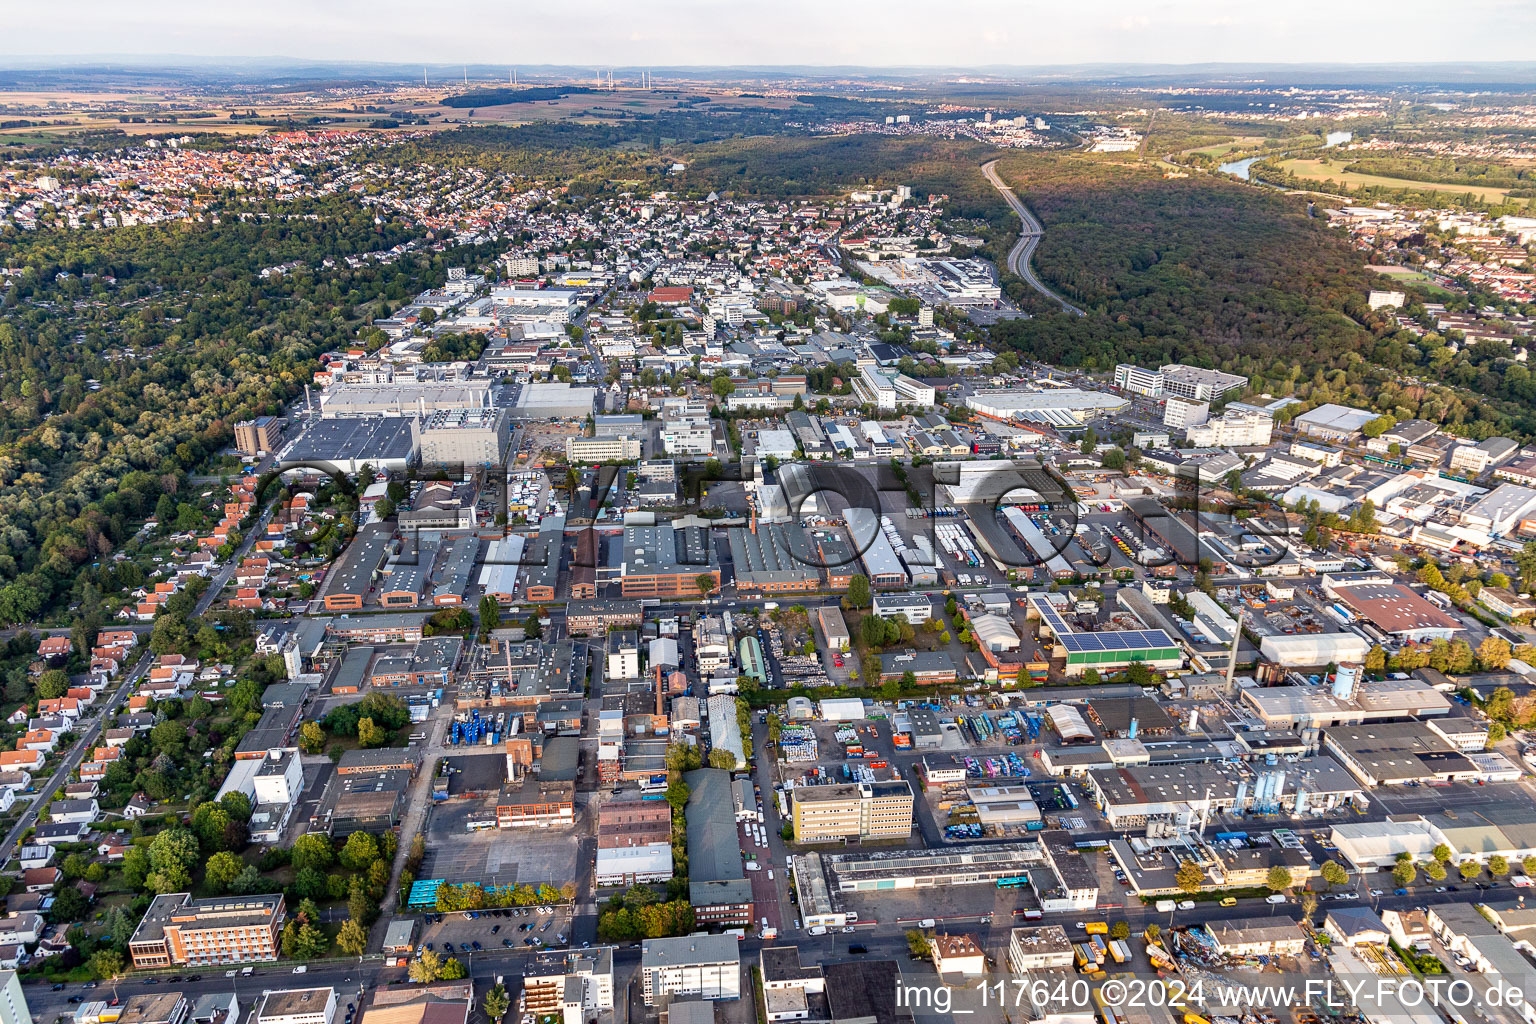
top-left (0, 653), bottom-right (145, 858)
top-left (981, 159), bottom-right (1086, 317)
top-left (1, 501), bottom-right (271, 859)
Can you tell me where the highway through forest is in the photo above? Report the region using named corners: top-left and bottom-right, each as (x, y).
top-left (981, 159), bottom-right (1086, 317)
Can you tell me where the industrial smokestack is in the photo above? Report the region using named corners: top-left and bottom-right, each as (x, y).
top-left (1224, 606), bottom-right (1245, 698)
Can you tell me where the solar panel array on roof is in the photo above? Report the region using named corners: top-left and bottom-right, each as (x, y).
top-left (1032, 596), bottom-right (1072, 637)
top-left (1059, 630), bottom-right (1177, 653)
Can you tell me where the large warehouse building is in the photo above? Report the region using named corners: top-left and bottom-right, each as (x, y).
top-left (966, 389), bottom-right (1129, 426)
top-left (1258, 632), bottom-right (1370, 667)
top-left (319, 379), bottom-right (495, 418)
top-left (512, 382), bottom-right (599, 420)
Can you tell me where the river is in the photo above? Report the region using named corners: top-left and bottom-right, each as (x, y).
top-left (1219, 156), bottom-right (1263, 180)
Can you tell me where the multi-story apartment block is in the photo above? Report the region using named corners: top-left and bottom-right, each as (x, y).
top-left (523, 948), bottom-right (616, 1018)
top-left (128, 893), bottom-right (285, 968)
top-left (791, 781), bottom-right (914, 842)
top-left (0, 971), bottom-right (31, 1024)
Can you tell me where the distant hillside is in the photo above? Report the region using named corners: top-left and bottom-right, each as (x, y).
top-left (439, 86), bottom-right (594, 108)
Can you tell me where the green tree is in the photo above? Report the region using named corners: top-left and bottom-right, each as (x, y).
top-left (357, 716), bottom-right (386, 748)
top-left (439, 956), bottom-right (467, 981)
top-left (299, 721), bottom-right (326, 755)
top-left (1266, 865), bottom-right (1294, 893)
top-left (1424, 861), bottom-right (1448, 882)
top-left (906, 929), bottom-right (932, 958)
top-left (49, 886), bottom-right (87, 923)
top-left (147, 828), bottom-right (200, 894)
top-left (191, 803), bottom-right (232, 852)
top-left (483, 985), bottom-right (511, 1023)
top-left (409, 950), bottom-right (444, 983)
top-left (337, 919), bottom-right (368, 956)
top-left (205, 851), bottom-right (244, 893)
top-left (89, 949), bottom-right (123, 980)
top-left (1392, 861), bottom-right (1417, 888)
top-left (847, 574), bottom-right (871, 609)
top-left (1320, 860), bottom-right (1350, 890)
top-left (1110, 920), bottom-right (1130, 941)
top-left (340, 831), bottom-right (379, 872)
top-left (1460, 860), bottom-right (1484, 881)
top-left (292, 833), bottom-right (334, 873)
top-left (35, 669), bottom-right (69, 701)
top-left (695, 574), bottom-right (716, 599)
top-left (478, 594), bottom-right (502, 638)
top-left (1175, 860), bottom-right (1204, 894)
top-left (1432, 844), bottom-right (1453, 864)
top-left (1489, 855), bottom-right (1510, 877)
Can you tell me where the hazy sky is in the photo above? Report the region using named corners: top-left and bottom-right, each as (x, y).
top-left (6, 0), bottom-right (1536, 67)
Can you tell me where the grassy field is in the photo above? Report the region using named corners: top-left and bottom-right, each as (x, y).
top-left (1184, 136), bottom-right (1267, 158)
top-left (1368, 265), bottom-right (1457, 297)
top-left (1278, 157), bottom-right (1516, 203)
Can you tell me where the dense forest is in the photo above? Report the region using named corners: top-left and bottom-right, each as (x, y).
top-left (439, 86), bottom-right (595, 107)
top-left (0, 195), bottom-right (499, 624)
top-left (1343, 155), bottom-right (1536, 191)
top-left (675, 135), bottom-right (1001, 201)
top-left (985, 153), bottom-right (1536, 440)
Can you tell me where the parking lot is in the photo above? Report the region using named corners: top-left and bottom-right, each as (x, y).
top-left (421, 800), bottom-right (581, 888)
top-left (413, 904), bottom-right (579, 958)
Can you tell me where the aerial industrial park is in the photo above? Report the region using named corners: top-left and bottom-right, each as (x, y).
top-left (4, 25), bottom-right (1536, 1024)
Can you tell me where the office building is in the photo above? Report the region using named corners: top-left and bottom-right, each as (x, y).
top-left (871, 593), bottom-right (932, 624)
top-left (661, 415), bottom-right (714, 456)
top-left (853, 365), bottom-right (936, 411)
top-left (128, 892), bottom-right (285, 967)
top-left (235, 417), bottom-right (285, 457)
top-left (567, 436), bottom-right (643, 463)
top-left (1007, 926), bottom-right (1075, 970)
top-left (1115, 364), bottom-right (1246, 402)
top-left (1163, 396), bottom-right (1209, 431)
top-left (522, 947), bottom-right (616, 1020)
top-left (640, 934), bottom-right (742, 1005)
top-left (1450, 437), bottom-right (1520, 477)
top-left (791, 781), bottom-right (914, 843)
top-left (1184, 407), bottom-right (1273, 447)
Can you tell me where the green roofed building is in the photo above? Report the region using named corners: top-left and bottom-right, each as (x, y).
top-left (738, 636), bottom-right (766, 685)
